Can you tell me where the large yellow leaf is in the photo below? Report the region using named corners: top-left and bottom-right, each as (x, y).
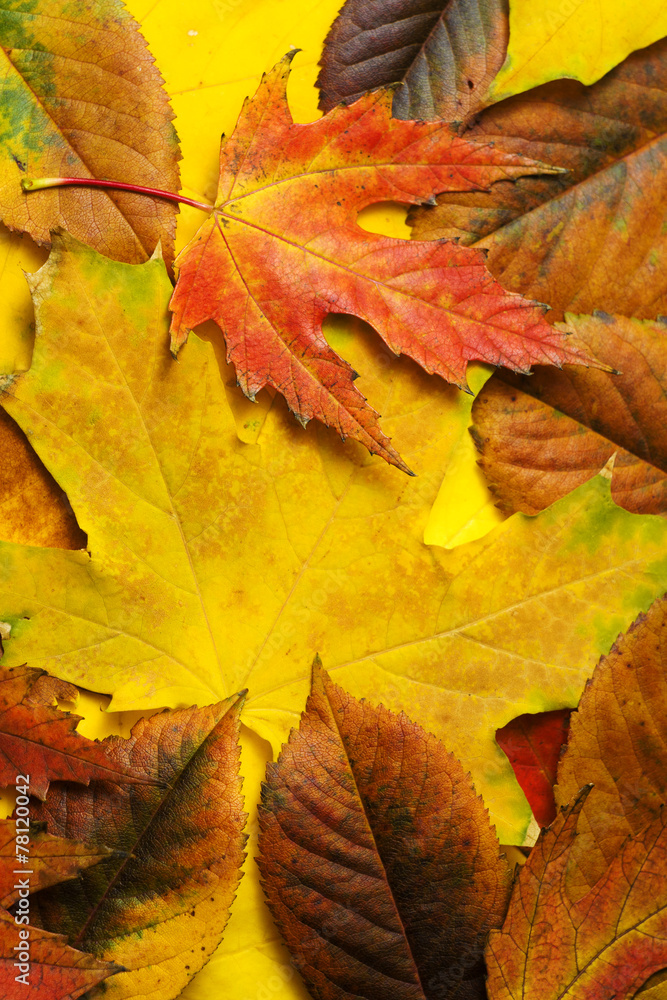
top-left (2, 235), bottom-right (667, 854)
top-left (487, 0), bottom-right (667, 103)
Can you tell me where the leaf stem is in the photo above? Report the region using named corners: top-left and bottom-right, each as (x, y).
top-left (21, 176), bottom-right (214, 213)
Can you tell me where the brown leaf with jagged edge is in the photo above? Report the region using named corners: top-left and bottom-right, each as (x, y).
top-left (486, 788), bottom-right (667, 1000)
top-left (471, 313), bottom-right (667, 517)
top-left (258, 660), bottom-right (511, 1000)
top-left (555, 594), bottom-right (667, 899)
top-left (0, 407), bottom-right (86, 550)
top-left (410, 36), bottom-right (667, 321)
top-left (0, 818), bottom-right (114, 908)
top-left (0, 663), bottom-right (157, 799)
top-left (0, 909), bottom-right (120, 1000)
top-left (0, 0), bottom-right (179, 266)
top-left (317, 0), bottom-right (508, 122)
top-left (30, 695), bottom-right (246, 1000)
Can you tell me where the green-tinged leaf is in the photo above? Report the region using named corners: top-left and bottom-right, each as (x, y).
top-left (0, 0), bottom-right (179, 264)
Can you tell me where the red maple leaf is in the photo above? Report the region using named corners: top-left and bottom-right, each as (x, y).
top-left (169, 53), bottom-right (594, 472)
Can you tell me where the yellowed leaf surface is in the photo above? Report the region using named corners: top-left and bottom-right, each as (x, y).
top-left (487, 0), bottom-right (667, 103)
top-left (2, 236), bottom-right (667, 855)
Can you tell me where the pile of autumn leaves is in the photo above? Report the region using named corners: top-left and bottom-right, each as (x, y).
top-left (1, 0), bottom-right (667, 996)
top-left (3, 604), bottom-right (667, 1000)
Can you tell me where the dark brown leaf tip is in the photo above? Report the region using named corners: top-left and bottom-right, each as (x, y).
top-left (259, 660), bottom-right (511, 999)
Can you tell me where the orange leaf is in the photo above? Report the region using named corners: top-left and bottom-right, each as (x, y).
top-left (258, 660), bottom-right (510, 999)
top-left (486, 789), bottom-right (667, 1000)
top-left (0, 0), bottom-right (179, 266)
top-left (0, 663), bottom-right (158, 799)
top-left (0, 909), bottom-right (119, 1000)
top-left (471, 313), bottom-right (667, 517)
top-left (170, 53), bottom-right (595, 473)
top-left (30, 695), bottom-right (246, 999)
top-left (0, 818), bottom-right (113, 909)
top-left (556, 594), bottom-right (667, 897)
top-left (0, 408), bottom-right (86, 551)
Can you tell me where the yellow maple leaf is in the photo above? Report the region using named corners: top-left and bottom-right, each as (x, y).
top-left (2, 234), bottom-right (666, 851)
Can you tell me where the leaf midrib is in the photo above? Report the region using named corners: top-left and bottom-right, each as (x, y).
top-left (69, 698), bottom-right (239, 948)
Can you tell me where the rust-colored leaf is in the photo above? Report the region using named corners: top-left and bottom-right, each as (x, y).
top-left (0, 407), bottom-right (86, 550)
top-left (0, 0), bottom-right (179, 266)
top-left (0, 818), bottom-right (113, 908)
top-left (471, 313), bottom-right (667, 517)
top-left (0, 663), bottom-right (154, 799)
top-left (556, 594), bottom-right (667, 898)
top-left (258, 660), bottom-right (511, 999)
top-left (486, 790), bottom-right (667, 1000)
top-left (410, 37), bottom-right (667, 320)
top-left (496, 708), bottom-right (571, 828)
top-left (317, 0), bottom-right (508, 122)
top-left (30, 695), bottom-right (246, 1000)
top-left (170, 53), bottom-right (597, 473)
top-left (0, 909), bottom-right (119, 1000)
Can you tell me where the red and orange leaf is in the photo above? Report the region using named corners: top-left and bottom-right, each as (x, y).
top-left (0, 908), bottom-right (119, 1000)
top-left (471, 313), bottom-right (667, 517)
top-left (258, 660), bottom-right (511, 1000)
top-left (0, 664), bottom-right (158, 799)
top-left (496, 708), bottom-right (571, 829)
top-left (170, 53), bottom-right (595, 473)
top-left (486, 789), bottom-right (667, 1000)
top-left (0, 819), bottom-right (114, 909)
top-left (30, 695), bottom-right (246, 1000)
top-left (556, 594), bottom-right (667, 897)
top-left (410, 36), bottom-right (667, 321)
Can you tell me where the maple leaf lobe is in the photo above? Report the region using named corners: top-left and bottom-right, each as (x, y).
top-left (170, 54), bottom-right (594, 473)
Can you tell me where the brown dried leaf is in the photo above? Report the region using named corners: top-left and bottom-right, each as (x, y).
top-left (556, 595), bottom-right (667, 897)
top-left (410, 37), bottom-right (667, 320)
top-left (258, 660), bottom-right (510, 1000)
top-left (471, 313), bottom-right (667, 516)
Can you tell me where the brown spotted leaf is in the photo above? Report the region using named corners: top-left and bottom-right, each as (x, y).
top-left (0, 663), bottom-right (156, 799)
top-left (555, 594), bottom-right (667, 898)
top-left (317, 0), bottom-right (508, 122)
top-left (258, 660), bottom-right (511, 1000)
top-left (471, 313), bottom-right (667, 517)
top-left (410, 37), bottom-right (667, 320)
top-left (496, 708), bottom-right (571, 828)
top-left (0, 818), bottom-right (114, 908)
top-left (30, 695), bottom-right (246, 1000)
top-left (0, 0), bottom-right (180, 266)
top-left (0, 908), bottom-right (119, 1000)
top-left (486, 789), bottom-right (667, 1000)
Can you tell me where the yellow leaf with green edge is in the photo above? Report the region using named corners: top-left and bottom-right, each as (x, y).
top-left (487, 0), bottom-right (667, 104)
top-left (2, 235), bottom-right (667, 853)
